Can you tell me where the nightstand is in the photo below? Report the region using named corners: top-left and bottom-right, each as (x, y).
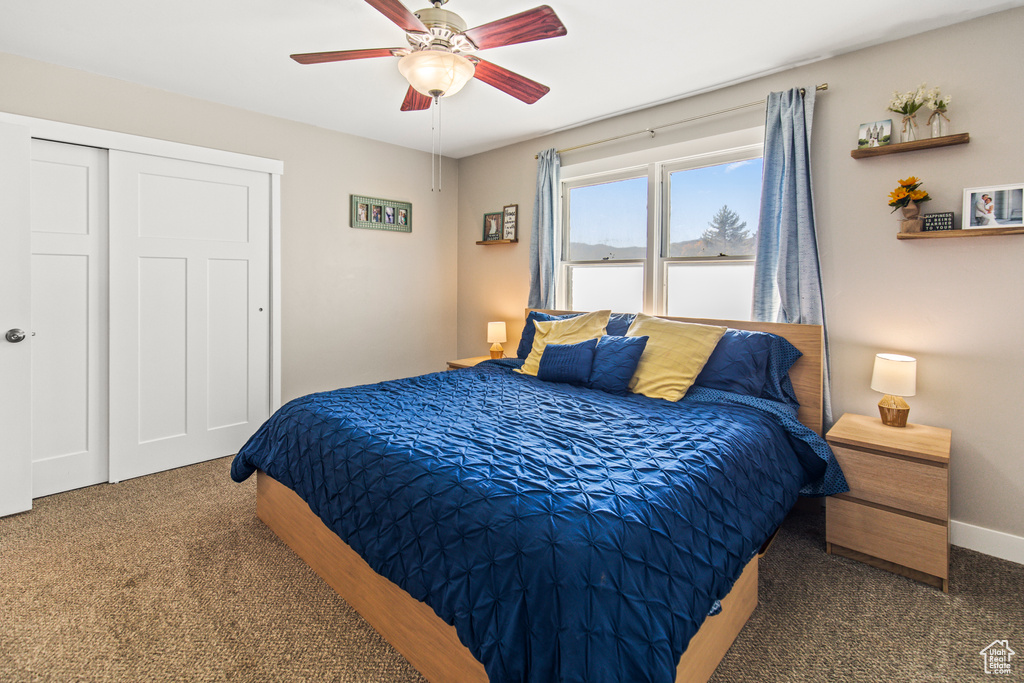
top-left (825, 413), bottom-right (952, 591)
top-left (446, 356), bottom-right (493, 370)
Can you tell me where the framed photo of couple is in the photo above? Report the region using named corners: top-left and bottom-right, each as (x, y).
top-left (962, 184), bottom-right (1024, 230)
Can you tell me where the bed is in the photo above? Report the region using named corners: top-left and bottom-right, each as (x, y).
top-left (232, 311), bottom-right (841, 683)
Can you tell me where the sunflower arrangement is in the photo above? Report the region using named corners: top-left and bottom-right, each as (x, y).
top-left (888, 176), bottom-right (931, 213)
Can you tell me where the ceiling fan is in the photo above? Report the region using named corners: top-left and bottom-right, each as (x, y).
top-left (290, 0), bottom-right (567, 111)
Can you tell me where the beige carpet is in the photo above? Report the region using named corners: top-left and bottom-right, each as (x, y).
top-left (1, 457), bottom-right (1021, 682)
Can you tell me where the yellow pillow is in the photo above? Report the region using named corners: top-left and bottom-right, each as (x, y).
top-left (625, 313), bottom-right (726, 401)
top-left (516, 310), bottom-right (611, 377)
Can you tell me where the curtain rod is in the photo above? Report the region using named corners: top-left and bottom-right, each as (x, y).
top-left (535, 83), bottom-right (829, 159)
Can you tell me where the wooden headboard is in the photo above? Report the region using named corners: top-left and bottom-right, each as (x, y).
top-left (528, 310), bottom-right (825, 436)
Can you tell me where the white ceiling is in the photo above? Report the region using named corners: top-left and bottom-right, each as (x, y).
top-left (0, 0), bottom-right (1019, 158)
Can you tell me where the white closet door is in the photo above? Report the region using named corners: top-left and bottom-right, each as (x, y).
top-left (108, 151), bottom-right (270, 482)
top-left (0, 122), bottom-right (32, 516)
top-left (30, 140), bottom-right (110, 497)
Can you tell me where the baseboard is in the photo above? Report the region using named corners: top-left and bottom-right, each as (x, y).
top-left (951, 520), bottom-right (1024, 566)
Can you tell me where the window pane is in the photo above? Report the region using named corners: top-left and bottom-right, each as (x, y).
top-left (568, 265), bottom-right (643, 313)
top-left (665, 262), bottom-right (754, 320)
top-left (568, 177), bottom-right (647, 260)
top-left (668, 158), bottom-right (762, 257)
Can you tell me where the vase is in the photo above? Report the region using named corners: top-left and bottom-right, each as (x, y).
top-left (930, 110), bottom-right (948, 138)
top-left (902, 115), bottom-right (918, 142)
top-left (899, 200), bottom-right (923, 233)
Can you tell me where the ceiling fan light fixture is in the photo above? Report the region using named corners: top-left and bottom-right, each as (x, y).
top-left (398, 50), bottom-right (475, 99)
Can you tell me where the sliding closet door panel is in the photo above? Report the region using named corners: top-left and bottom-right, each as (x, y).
top-left (109, 152), bottom-right (270, 482)
top-left (137, 256), bottom-right (188, 443)
top-left (0, 122), bottom-right (32, 516)
top-left (29, 140), bottom-right (109, 498)
top-left (207, 258), bottom-right (250, 430)
top-left (31, 255), bottom-right (89, 455)
top-left (138, 174), bottom-right (250, 242)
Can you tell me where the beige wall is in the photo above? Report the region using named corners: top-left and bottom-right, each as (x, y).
top-left (456, 8), bottom-right (1024, 541)
top-left (0, 52), bottom-right (459, 402)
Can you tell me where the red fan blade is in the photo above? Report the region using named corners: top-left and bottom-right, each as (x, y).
top-left (291, 48), bottom-right (402, 65)
top-left (472, 59), bottom-right (550, 104)
top-left (462, 6), bottom-right (566, 51)
top-left (364, 0), bottom-right (427, 33)
top-left (401, 86), bottom-right (432, 111)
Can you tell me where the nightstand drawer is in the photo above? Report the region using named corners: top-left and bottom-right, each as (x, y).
top-left (832, 445), bottom-right (948, 520)
top-left (827, 497), bottom-right (948, 578)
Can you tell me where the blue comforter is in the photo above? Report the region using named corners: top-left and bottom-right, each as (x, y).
top-left (232, 361), bottom-right (843, 682)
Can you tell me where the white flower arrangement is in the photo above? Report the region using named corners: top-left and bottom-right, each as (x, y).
top-left (888, 84), bottom-right (930, 116)
top-left (889, 84), bottom-right (952, 115)
top-left (925, 87), bottom-right (952, 111)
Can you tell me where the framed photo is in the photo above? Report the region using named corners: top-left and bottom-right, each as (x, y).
top-left (350, 195), bottom-right (412, 233)
top-left (857, 119), bottom-right (892, 149)
top-left (482, 212), bottom-right (503, 241)
top-left (962, 184), bottom-right (1024, 230)
top-left (502, 204), bottom-right (518, 241)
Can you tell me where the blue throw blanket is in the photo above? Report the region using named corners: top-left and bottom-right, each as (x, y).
top-left (233, 361), bottom-right (845, 682)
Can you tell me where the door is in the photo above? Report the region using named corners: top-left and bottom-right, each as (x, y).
top-left (108, 151), bottom-right (270, 482)
top-left (0, 122), bottom-right (32, 516)
top-left (29, 140), bottom-right (110, 497)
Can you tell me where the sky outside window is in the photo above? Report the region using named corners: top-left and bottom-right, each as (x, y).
top-left (669, 158), bottom-right (763, 248)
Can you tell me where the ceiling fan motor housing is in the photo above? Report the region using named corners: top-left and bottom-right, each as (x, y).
top-left (411, 6), bottom-right (471, 51)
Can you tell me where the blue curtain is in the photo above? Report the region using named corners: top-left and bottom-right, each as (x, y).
top-left (528, 148), bottom-right (560, 309)
top-left (752, 87), bottom-right (832, 426)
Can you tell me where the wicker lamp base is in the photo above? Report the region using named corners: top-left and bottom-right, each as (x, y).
top-left (878, 394), bottom-right (910, 428)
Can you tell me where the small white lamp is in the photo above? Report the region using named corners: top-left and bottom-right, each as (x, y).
top-left (487, 322), bottom-right (507, 359)
top-left (870, 353), bottom-right (917, 428)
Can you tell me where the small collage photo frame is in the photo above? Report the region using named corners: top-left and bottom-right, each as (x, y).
top-left (351, 195), bottom-right (412, 233)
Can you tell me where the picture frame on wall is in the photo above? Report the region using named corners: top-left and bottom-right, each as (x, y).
top-left (350, 195), bottom-right (412, 233)
top-left (857, 119), bottom-right (891, 149)
top-left (962, 184), bottom-right (1024, 230)
top-left (482, 212), bottom-right (503, 241)
top-left (502, 204), bottom-right (518, 241)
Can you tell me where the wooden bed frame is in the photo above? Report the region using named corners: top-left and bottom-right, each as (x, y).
top-left (254, 313), bottom-right (824, 682)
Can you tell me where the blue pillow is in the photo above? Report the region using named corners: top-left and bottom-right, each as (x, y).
top-left (536, 338), bottom-right (598, 385)
top-left (587, 335), bottom-right (648, 395)
top-left (517, 312), bottom-right (636, 359)
top-left (693, 329), bottom-right (802, 405)
top-left (517, 312), bottom-right (577, 359)
top-left (762, 334), bottom-right (802, 405)
top-left (605, 312), bottom-right (636, 337)
top-left (694, 329), bottom-right (773, 396)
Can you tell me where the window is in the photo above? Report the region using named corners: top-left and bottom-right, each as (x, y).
top-left (562, 172), bottom-right (647, 313)
top-left (560, 145), bottom-right (762, 320)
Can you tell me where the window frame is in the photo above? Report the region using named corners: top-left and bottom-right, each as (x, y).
top-left (558, 142), bottom-right (763, 316)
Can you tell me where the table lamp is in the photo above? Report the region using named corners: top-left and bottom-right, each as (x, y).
top-left (870, 353), bottom-right (917, 427)
top-left (487, 321), bottom-right (507, 359)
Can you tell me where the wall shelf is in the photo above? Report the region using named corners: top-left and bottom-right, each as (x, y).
top-left (476, 239), bottom-right (518, 245)
top-left (851, 133), bottom-right (969, 159)
top-left (897, 227), bottom-right (1024, 240)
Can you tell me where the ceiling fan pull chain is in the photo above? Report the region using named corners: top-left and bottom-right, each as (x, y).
top-left (437, 95), bottom-right (442, 191)
top-left (431, 97), bottom-right (437, 191)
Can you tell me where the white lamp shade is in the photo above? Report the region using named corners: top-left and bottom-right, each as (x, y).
top-left (487, 321), bottom-right (507, 344)
top-left (870, 353), bottom-right (917, 397)
top-left (398, 51), bottom-right (475, 98)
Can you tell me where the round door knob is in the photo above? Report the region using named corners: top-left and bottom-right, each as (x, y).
top-left (5, 328), bottom-right (26, 343)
